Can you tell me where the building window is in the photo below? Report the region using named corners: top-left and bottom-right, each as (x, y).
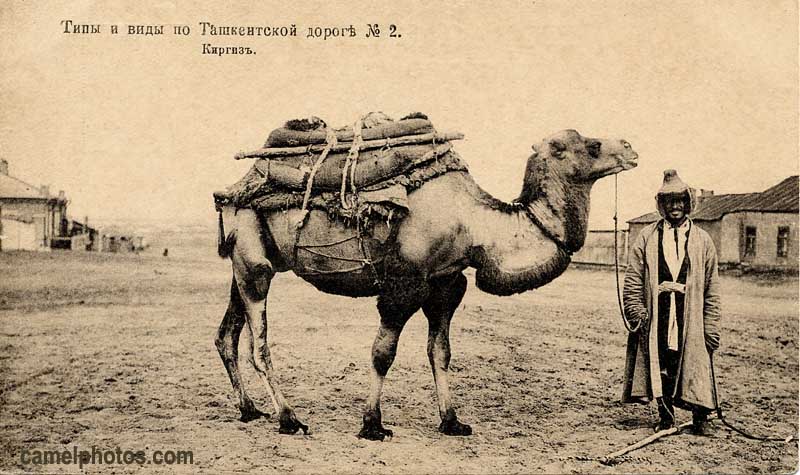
top-left (744, 226), bottom-right (757, 258)
top-left (777, 226), bottom-right (790, 258)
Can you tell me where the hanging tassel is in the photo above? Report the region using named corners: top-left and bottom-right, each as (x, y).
top-left (217, 210), bottom-right (226, 257)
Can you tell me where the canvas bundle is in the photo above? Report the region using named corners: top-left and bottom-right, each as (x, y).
top-left (265, 113), bottom-right (434, 148)
top-left (213, 112), bottom-right (466, 228)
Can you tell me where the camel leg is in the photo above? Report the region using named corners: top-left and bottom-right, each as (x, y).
top-left (235, 277), bottom-right (309, 435)
top-left (422, 273), bottom-right (472, 436)
top-left (215, 277), bottom-right (267, 422)
top-left (358, 277), bottom-right (426, 441)
top-left (231, 209), bottom-right (308, 435)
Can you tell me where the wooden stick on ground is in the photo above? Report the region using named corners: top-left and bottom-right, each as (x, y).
top-left (600, 421), bottom-right (694, 466)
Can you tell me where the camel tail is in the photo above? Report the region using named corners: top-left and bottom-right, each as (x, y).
top-left (217, 210), bottom-right (236, 258)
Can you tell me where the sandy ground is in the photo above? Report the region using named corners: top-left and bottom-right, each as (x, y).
top-left (0, 237), bottom-right (797, 474)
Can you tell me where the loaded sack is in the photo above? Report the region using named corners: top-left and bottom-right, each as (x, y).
top-left (213, 112), bottom-right (467, 228)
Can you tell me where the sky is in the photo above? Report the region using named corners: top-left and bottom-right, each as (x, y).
top-left (0, 0), bottom-right (797, 230)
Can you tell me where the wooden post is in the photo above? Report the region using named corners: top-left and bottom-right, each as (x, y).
top-left (235, 132), bottom-right (464, 160)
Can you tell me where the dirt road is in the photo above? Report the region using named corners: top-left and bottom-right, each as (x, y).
top-left (1, 242), bottom-right (797, 473)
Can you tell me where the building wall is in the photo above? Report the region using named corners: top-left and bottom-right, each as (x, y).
top-left (0, 198), bottom-right (68, 249)
top-left (70, 234), bottom-right (91, 251)
top-left (696, 220), bottom-right (722, 261)
top-left (720, 212), bottom-right (798, 268)
top-left (0, 199), bottom-right (50, 249)
top-left (572, 230), bottom-right (628, 266)
top-left (0, 218), bottom-right (40, 250)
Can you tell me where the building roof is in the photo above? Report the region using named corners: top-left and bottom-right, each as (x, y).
top-left (70, 218), bottom-right (98, 234)
top-left (628, 175), bottom-right (799, 224)
top-left (752, 175), bottom-right (799, 213)
top-left (0, 173), bottom-right (49, 199)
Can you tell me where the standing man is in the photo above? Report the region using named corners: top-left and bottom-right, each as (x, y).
top-left (621, 169), bottom-right (722, 435)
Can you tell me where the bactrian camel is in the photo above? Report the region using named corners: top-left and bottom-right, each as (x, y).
top-left (215, 129), bottom-right (638, 440)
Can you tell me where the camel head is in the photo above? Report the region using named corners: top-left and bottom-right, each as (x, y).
top-left (516, 129), bottom-right (638, 204)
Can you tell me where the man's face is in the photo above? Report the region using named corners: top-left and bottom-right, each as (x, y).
top-left (662, 195), bottom-right (687, 224)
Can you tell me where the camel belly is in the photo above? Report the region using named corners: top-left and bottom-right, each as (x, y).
top-left (264, 209), bottom-right (391, 297)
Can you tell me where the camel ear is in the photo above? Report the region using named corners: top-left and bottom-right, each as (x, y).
top-left (550, 140), bottom-right (566, 159)
top-left (530, 144), bottom-right (539, 157)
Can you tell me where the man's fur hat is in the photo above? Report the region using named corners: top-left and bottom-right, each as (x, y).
top-left (655, 169), bottom-right (696, 217)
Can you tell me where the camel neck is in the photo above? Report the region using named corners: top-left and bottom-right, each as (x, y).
top-left (463, 194), bottom-right (572, 296)
top-left (453, 174), bottom-right (594, 296)
top-left (524, 182), bottom-right (593, 254)
top-left (521, 203), bottom-right (571, 255)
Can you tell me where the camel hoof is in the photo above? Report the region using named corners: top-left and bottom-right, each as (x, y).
top-left (357, 425), bottom-right (393, 441)
top-left (439, 418), bottom-right (472, 436)
top-left (239, 407), bottom-right (268, 423)
top-left (239, 399), bottom-right (268, 423)
top-left (358, 409), bottom-right (392, 441)
top-left (278, 412), bottom-right (310, 435)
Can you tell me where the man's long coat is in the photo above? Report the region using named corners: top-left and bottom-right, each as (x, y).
top-left (621, 219), bottom-right (722, 409)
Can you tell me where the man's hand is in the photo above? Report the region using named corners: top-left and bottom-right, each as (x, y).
top-left (624, 311), bottom-right (649, 330)
top-left (705, 334), bottom-right (720, 353)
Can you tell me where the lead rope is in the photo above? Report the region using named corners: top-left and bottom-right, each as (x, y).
top-left (614, 174), bottom-right (643, 333)
top-left (710, 353), bottom-right (798, 442)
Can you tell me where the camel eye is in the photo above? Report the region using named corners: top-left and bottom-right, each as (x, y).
top-left (622, 140), bottom-right (631, 149)
top-left (549, 140), bottom-right (567, 158)
top-left (586, 140), bottom-right (601, 159)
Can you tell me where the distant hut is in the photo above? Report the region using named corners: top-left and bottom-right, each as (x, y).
top-left (0, 159), bottom-right (69, 251)
top-left (68, 217), bottom-right (99, 251)
top-left (628, 176), bottom-right (799, 271)
top-left (99, 226), bottom-right (146, 253)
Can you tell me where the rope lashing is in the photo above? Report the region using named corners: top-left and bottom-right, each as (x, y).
top-left (341, 118), bottom-right (363, 209)
top-left (296, 128), bottom-right (338, 229)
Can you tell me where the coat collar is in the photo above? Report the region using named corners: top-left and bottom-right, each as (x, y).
top-left (656, 218), bottom-right (692, 232)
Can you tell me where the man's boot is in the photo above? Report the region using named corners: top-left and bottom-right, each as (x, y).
top-left (656, 398), bottom-right (674, 432)
top-left (691, 408), bottom-right (714, 436)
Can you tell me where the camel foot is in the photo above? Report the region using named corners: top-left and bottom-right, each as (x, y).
top-left (239, 404), bottom-right (268, 423)
top-left (357, 424), bottom-right (393, 441)
top-left (439, 418), bottom-right (472, 436)
top-left (278, 410), bottom-right (309, 435)
top-left (358, 411), bottom-right (393, 441)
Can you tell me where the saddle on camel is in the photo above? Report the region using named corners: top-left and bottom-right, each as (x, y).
top-left (214, 111), bottom-right (467, 293)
